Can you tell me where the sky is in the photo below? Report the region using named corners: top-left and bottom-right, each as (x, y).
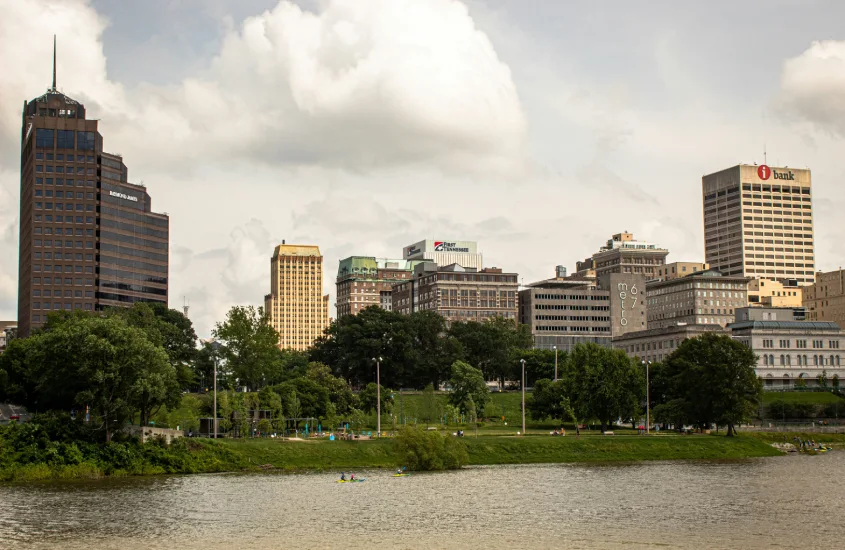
top-left (0, 0), bottom-right (844, 338)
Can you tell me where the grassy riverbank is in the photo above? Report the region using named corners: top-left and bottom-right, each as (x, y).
top-left (0, 433), bottom-right (789, 482)
top-left (217, 434), bottom-right (783, 471)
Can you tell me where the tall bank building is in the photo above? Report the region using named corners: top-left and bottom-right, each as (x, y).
top-left (17, 45), bottom-right (169, 336)
top-left (702, 164), bottom-right (814, 285)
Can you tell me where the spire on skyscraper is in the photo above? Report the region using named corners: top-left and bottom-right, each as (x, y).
top-left (51, 35), bottom-right (57, 91)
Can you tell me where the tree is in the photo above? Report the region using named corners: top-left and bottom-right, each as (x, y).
top-left (448, 361), bottom-right (489, 415)
top-left (12, 315), bottom-right (173, 442)
top-left (358, 382), bottom-right (394, 414)
top-left (106, 303), bottom-right (198, 390)
top-left (449, 317), bottom-right (532, 388)
top-left (566, 343), bottom-right (644, 433)
top-left (659, 333), bottom-right (762, 436)
top-left (213, 306), bottom-right (281, 390)
top-left (818, 369), bottom-right (829, 388)
top-left (519, 349), bottom-right (560, 386)
top-left (393, 426), bottom-right (468, 471)
top-left (527, 378), bottom-right (569, 421)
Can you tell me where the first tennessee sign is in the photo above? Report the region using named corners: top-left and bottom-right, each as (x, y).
top-left (757, 164), bottom-right (794, 181)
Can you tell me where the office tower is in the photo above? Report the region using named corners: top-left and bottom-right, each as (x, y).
top-left (702, 164), bottom-right (814, 284)
top-left (18, 40), bottom-right (169, 336)
top-left (576, 232), bottom-right (669, 279)
top-left (402, 240), bottom-right (483, 269)
top-left (264, 243), bottom-right (330, 350)
top-left (645, 270), bottom-right (749, 329)
top-left (335, 257), bottom-right (422, 317)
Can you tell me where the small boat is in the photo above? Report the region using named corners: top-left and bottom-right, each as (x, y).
top-left (336, 478), bottom-right (366, 483)
top-left (392, 473), bottom-right (411, 477)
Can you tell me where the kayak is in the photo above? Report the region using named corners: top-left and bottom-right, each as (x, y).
top-left (393, 473), bottom-right (411, 477)
top-left (336, 479), bottom-right (366, 483)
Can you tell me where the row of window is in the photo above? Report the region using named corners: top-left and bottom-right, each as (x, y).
top-left (34, 227), bottom-right (94, 237)
top-left (535, 315), bottom-right (610, 322)
top-left (35, 152), bottom-right (95, 162)
top-left (35, 178), bottom-right (95, 187)
top-left (35, 165), bottom-right (95, 175)
top-left (33, 253), bottom-right (94, 262)
top-left (763, 339), bottom-right (838, 349)
top-left (34, 190), bottom-right (95, 199)
top-left (35, 129), bottom-right (95, 150)
top-left (762, 354), bottom-right (841, 367)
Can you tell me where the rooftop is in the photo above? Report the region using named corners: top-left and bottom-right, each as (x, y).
top-left (729, 320), bottom-right (841, 331)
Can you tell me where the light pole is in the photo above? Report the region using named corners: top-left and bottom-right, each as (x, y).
top-left (373, 357), bottom-right (382, 437)
top-left (553, 346), bottom-right (558, 381)
top-left (213, 353), bottom-right (218, 439)
top-left (520, 358), bottom-right (526, 436)
top-left (641, 360), bottom-right (651, 435)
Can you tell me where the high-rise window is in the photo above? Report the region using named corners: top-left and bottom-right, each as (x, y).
top-left (35, 129), bottom-right (54, 148)
top-left (56, 130), bottom-right (75, 149)
top-left (77, 131), bottom-right (96, 150)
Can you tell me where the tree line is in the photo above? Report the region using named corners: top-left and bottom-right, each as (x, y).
top-left (529, 333), bottom-right (763, 435)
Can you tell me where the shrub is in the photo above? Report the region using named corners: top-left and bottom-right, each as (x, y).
top-left (392, 426), bottom-right (467, 471)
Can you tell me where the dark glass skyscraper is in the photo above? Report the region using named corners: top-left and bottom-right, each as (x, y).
top-left (17, 41), bottom-right (169, 336)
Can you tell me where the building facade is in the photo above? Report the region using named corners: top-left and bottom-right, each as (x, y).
top-left (646, 270), bottom-right (749, 329)
top-left (730, 320), bottom-right (843, 388)
top-left (264, 243), bottom-right (329, 351)
top-left (613, 324), bottom-right (728, 364)
top-left (702, 164), bottom-right (815, 285)
top-left (578, 232), bottom-right (669, 279)
top-left (804, 268), bottom-right (845, 327)
top-left (335, 257), bottom-right (421, 317)
top-left (392, 263), bottom-right (517, 322)
top-left (518, 272), bottom-right (646, 350)
top-left (735, 306), bottom-right (805, 322)
top-left (653, 262), bottom-right (709, 281)
top-left (402, 240), bottom-right (482, 270)
top-left (747, 278), bottom-right (803, 308)
top-left (18, 51), bottom-right (169, 336)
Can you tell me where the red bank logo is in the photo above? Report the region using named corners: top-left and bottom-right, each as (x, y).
top-left (757, 165), bottom-right (771, 180)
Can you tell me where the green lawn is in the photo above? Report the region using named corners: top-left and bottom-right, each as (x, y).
top-left (217, 433), bottom-right (782, 471)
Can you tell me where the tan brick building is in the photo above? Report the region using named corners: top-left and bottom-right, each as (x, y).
top-left (653, 262), bottom-right (709, 281)
top-left (264, 243), bottom-right (329, 350)
top-left (702, 164), bottom-right (815, 285)
top-left (747, 278), bottom-right (803, 308)
top-left (335, 256), bottom-right (421, 317)
top-left (804, 268), bottom-right (845, 328)
top-left (576, 232), bottom-right (669, 279)
top-left (646, 270), bottom-right (749, 329)
top-left (392, 263), bottom-right (518, 323)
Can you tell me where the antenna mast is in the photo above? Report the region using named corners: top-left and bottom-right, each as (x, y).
top-left (183, 296), bottom-right (190, 318)
top-left (763, 144), bottom-right (767, 166)
top-left (52, 35), bottom-right (57, 91)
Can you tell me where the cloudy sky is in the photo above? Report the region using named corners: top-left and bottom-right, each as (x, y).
top-left (1, 0), bottom-right (844, 337)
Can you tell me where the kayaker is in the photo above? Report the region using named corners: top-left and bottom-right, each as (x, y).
top-left (350, 474), bottom-right (356, 481)
top-left (396, 468), bottom-right (402, 475)
top-left (340, 472), bottom-right (346, 481)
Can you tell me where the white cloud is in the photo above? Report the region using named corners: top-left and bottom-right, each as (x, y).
top-left (778, 40), bottom-right (845, 138)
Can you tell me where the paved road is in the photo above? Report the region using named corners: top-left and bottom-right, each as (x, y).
top-left (0, 403), bottom-right (27, 421)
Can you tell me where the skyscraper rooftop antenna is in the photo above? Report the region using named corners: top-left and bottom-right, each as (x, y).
top-left (51, 35), bottom-right (57, 91)
top-left (763, 144), bottom-right (767, 166)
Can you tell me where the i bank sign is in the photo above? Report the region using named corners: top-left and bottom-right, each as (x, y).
top-left (757, 165), bottom-right (794, 181)
top-left (434, 241), bottom-right (470, 253)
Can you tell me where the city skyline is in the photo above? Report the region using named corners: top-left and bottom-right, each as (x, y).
top-left (1, 1), bottom-right (844, 338)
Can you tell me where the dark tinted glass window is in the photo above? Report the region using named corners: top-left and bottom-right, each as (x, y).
top-left (35, 129), bottom-right (54, 148)
top-left (77, 131), bottom-right (96, 151)
top-left (56, 130), bottom-right (75, 149)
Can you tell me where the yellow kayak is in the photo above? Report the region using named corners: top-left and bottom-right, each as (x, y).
top-left (336, 479), bottom-right (365, 483)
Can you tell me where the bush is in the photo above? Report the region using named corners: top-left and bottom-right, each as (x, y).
top-left (392, 426), bottom-right (468, 471)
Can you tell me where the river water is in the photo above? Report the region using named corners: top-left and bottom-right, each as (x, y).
top-left (2, 453), bottom-right (844, 549)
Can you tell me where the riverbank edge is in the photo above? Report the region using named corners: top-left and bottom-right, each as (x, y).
top-left (0, 434), bottom-right (793, 482)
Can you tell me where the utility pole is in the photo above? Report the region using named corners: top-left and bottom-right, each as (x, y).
top-left (641, 360), bottom-right (651, 434)
top-left (520, 358), bottom-right (526, 435)
top-left (553, 346), bottom-right (558, 381)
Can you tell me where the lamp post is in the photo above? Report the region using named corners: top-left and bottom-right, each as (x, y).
top-left (641, 360), bottom-right (651, 435)
top-left (520, 358), bottom-right (526, 436)
top-left (373, 357), bottom-right (383, 437)
top-left (213, 353), bottom-right (218, 439)
top-left (553, 346), bottom-right (558, 381)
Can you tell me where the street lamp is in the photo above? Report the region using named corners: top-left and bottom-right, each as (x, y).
top-left (373, 357), bottom-right (383, 437)
top-left (520, 358), bottom-right (527, 436)
top-left (213, 352), bottom-right (218, 439)
top-left (641, 360), bottom-right (651, 435)
top-left (553, 346), bottom-right (558, 381)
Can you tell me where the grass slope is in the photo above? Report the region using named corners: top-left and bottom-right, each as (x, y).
top-left (762, 392), bottom-right (844, 405)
